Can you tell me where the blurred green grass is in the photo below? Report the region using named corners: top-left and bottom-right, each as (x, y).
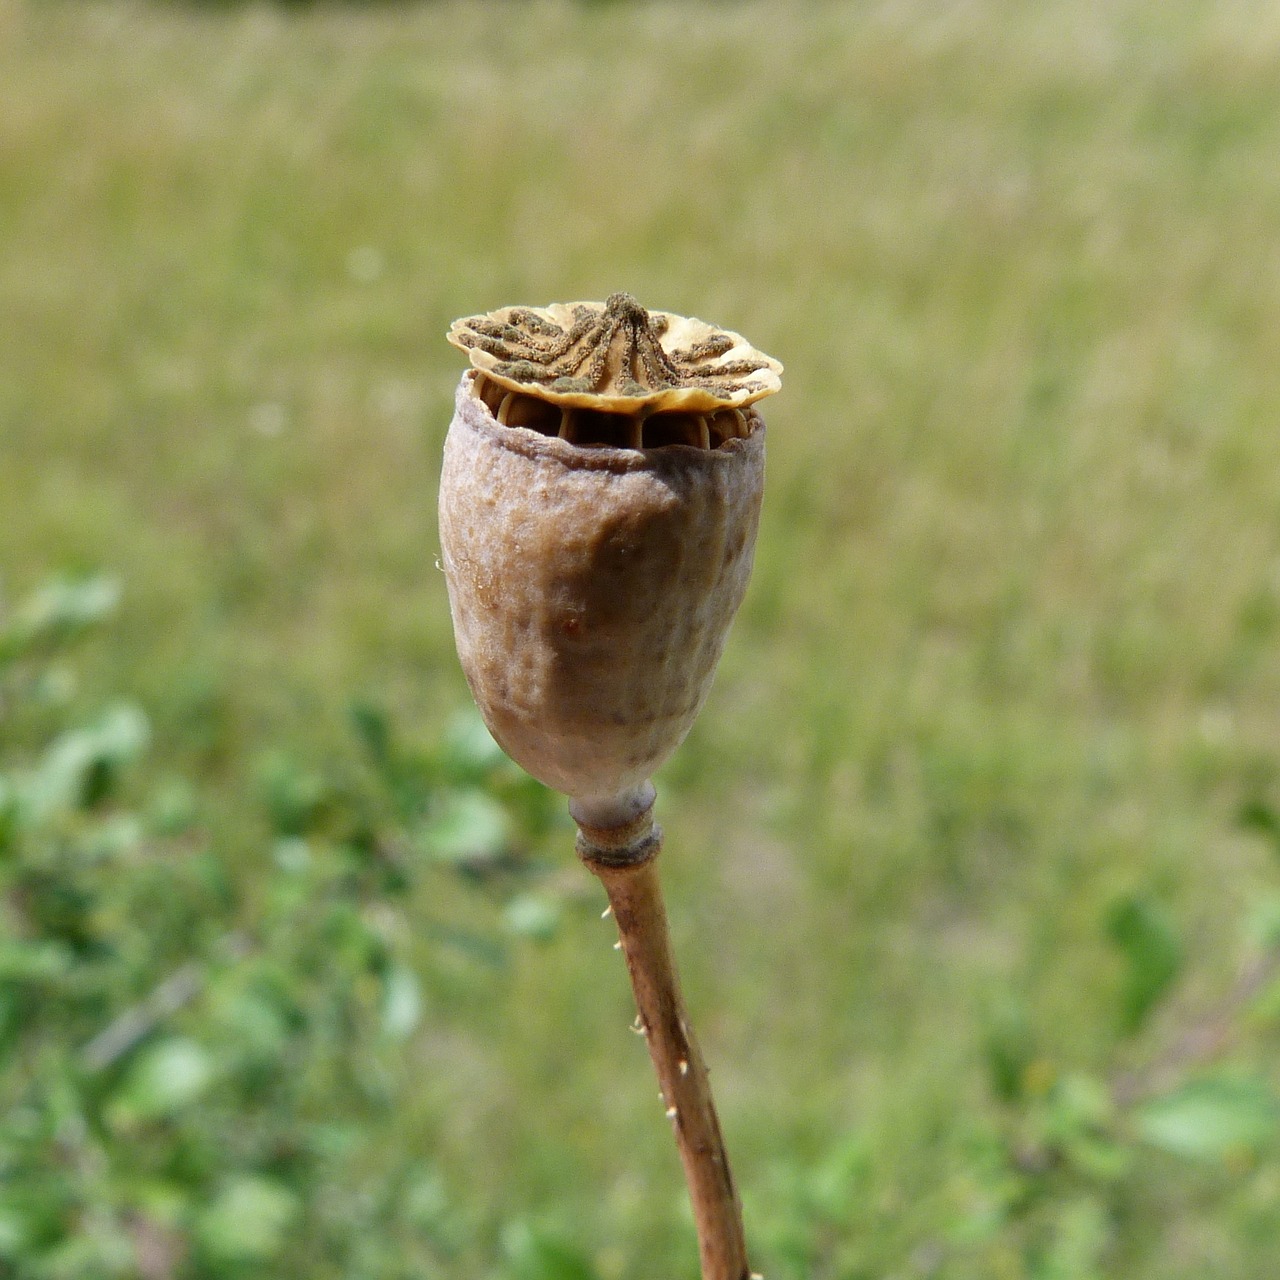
top-left (5, 1), bottom-right (1280, 1276)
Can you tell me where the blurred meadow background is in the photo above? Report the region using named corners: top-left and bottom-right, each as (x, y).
top-left (5, 1), bottom-right (1280, 1276)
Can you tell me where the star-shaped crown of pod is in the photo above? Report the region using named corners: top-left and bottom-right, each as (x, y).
top-left (447, 293), bottom-right (783, 414)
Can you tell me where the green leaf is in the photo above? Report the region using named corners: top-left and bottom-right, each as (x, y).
top-left (0, 574), bottom-right (120, 666)
top-left (108, 1037), bottom-right (216, 1124)
top-left (1245, 893), bottom-right (1280, 950)
top-left (217, 987), bottom-right (291, 1070)
top-left (23, 703), bottom-right (150, 820)
top-left (85, 812), bottom-right (145, 860)
top-left (1032, 1195), bottom-right (1110, 1280)
top-left (983, 994), bottom-right (1034, 1101)
top-left (1239, 798), bottom-right (1280, 855)
top-left (24, 573), bottom-right (121, 631)
top-left (502, 1221), bottom-right (600, 1280)
top-left (271, 836), bottom-right (312, 875)
top-left (805, 1134), bottom-right (871, 1223)
top-left (255, 750), bottom-right (332, 836)
top-left (0, 939), bottom-right (73, 984)
top-left (440, 708), bottom-right (506, 780)
top-left (1041, 1073), bottom-right (1130, 1182)
top-left (196, 1177), bottom-right (300, 1263)
top-left (1046, 1073), bottom-right (1113, 1138)
top-left (1135, 1077), bottom-right (1280, 1160)
top-left (399, 1164), bottom-right (449, 1231)
top-left (0, 777), bottom-right (18, 856)
top-left (503, 894), bottom-right (561, 943)
top-left (0, 1208), bottom-right (27, 1260)
top-left (1106, 894), bottom-right (1181, 1035)
top-left (425, 922), bottom-right (508, 970)
top-left (349, 699), bottom-right (393, 769)
top-left (381, 964), bottom-right (423, 1040)
top-left (419, 788), bottom-right (509, 865)
top-left (146, 776), bottom-right (199, 836)
top-left (28, 1225), bottom-right (136, 1276)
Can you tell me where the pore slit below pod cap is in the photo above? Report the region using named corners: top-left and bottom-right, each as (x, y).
top-left (438, 293), bottom-right (781, 812)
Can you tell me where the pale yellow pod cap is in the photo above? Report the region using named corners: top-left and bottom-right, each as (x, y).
top-left (448, 292), bottom-right (782, 415)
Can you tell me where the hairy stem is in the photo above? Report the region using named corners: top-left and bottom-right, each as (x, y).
top-left (575, 800), bottom-right (751, 1280)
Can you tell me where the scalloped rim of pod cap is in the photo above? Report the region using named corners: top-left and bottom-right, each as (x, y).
top-left (447, 293), bottom-right (783, 414)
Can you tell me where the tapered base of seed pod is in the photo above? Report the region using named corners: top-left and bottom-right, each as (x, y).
top-left (575, 789), bottom-right (752, 1280)
top-left (438, 373), bottom-right (764, 806)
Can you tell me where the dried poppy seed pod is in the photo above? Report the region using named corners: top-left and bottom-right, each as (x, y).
top-left (438, 294), bottom-right (781, 816)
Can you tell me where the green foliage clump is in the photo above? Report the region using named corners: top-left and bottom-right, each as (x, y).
top-left (7, 572), bottom-right (1280, 1280)
top-left (0, 576), bottom-right (577, 1279)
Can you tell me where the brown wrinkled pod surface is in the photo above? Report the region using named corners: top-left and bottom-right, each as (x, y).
top-left (438, 371), bottom-right (765, 804)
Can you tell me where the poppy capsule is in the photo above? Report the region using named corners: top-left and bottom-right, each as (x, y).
top-left (438, 295), bottom-right (780, 813)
